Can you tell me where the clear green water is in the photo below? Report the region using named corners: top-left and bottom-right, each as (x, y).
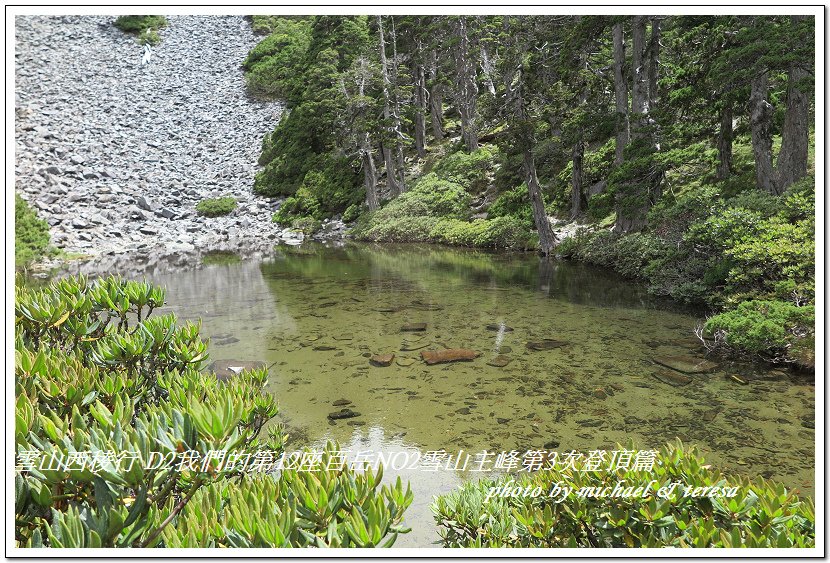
top-left (145, 242), bottom-right (814, 547)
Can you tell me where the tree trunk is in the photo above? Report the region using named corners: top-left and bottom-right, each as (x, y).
top-left (380, 142), bottom-right (398, 197)
top-left (570, 141), bottom-right (585, 217)
top-left (455, 17), bottom-right (479, 152)
top-left (750, 71), bottom-right (777, 194)
top-left (524, 151), bottom-right (557, 255)
top-left (647, 17), bottom-right (660, 113)
top-left (615, 15), bottom-right (653, 233)
top-left (480, 43), bottom-right (497, 96)
top-left (776, 15), bottom-right (810, 192)
top-left (631, 16), bottom-right (649, 124)
top-left (414, 59), bottom-right (427, 158)
top-left (361, 133), bottom-right (379, 211)
top-left (503, 17), bottom-right (555, 255)
top-left (716, 101), bottom-right (733, 180)
top-left (390, 17), bottom-right (406, 192)
top-left (612, 22), bottom-right (629, 165)
top-left (428, 49), bottom-right (444, 140)
top-left (377, 16), bottom-right (401, 196)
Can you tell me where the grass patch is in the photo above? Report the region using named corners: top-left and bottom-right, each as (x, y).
top-left (196, 196), bottom-right (237, 217)
top-left (114, 15), bottom-right (167, 44)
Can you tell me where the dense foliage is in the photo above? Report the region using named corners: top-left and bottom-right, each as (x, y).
top-left (195, 196), bottom-right (237, 217)
top-left (242, 15), bottom-right (815, 358)
top-left (558, 176), bottom-right (815, 364)
top-left (15, 275), bottom-right (412, 548)
top-left (15, 193), bottom-right (51, 268)
top-left (433, 441), bottom-right (815, 548)
top-left (351, 172), bottom-right (535, 249)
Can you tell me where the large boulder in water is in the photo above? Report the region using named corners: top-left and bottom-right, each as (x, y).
top-left (208, 359), bottom-right (267, 381)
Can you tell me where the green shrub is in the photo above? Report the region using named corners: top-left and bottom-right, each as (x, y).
top-left (290, 216), bottom-right (322, 235)
top-left (433, 441), bottom-right (814, 548)
top-left (433, 146), bottom-right (499, 193)
top-left (381, 174), bottom-right (471, 220)
top-left (114, 15), bottom-right (167, 34)
top-left (138, 29), bottom-right (161, 46)
top-left (342, 203), bottom-right (362, 223)
top-left (15, 194), bottom-right (51, 268)
top-left (273, 187), bottom-right (320, 226)
top-left (554, 235), bottom-right (580, 258)
top-left (14, 275), bottom-right (412, 548)
top-left (429, 216), bottom-right (535, 249)
top-left (196, 197), bottom-right (237, 217)
top-left (352, 174), bottom-right (481, 245)
top-left (357, 215), bottom-right (440, 243)
top-left (705, 300), bottom-right (814, 359)
top-left (488, 184), bottom-right (533, 227)
top-left (243, 18), bottom-right (312, 100)
top-left (565, 230), bottom-right (667, 280)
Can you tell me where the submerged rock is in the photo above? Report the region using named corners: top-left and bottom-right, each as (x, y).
top-left (312, 344), bottom-right (337, 351)
top-left (327, 408), bottom-right (360, 420)
top-left (332, 399), bottom-right (352, 407)
top-left (421, 348), bottom-right (480, 365)
top-left (486, 323), bottom-right (514, 332)
top-left (486, 355), bottom-right (511, 368)
top-left (652, 369), bottom-right (693, 386)
top-left (526, 339), bottom-right (567, 351)
top-left (208, 359), bottom-right (267, 381)
top-left (370, 354), bottom-right (395, 367)
top-left (401, 323), bottom-right (427, 332)
top-left (652, 355), bottom-right (718, 374)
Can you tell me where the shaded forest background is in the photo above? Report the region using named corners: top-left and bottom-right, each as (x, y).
top-left (244, 15), bottom-right (815, 367)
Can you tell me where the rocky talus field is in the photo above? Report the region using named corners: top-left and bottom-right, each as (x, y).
top-left (14, 15), bottom-right (320, 274)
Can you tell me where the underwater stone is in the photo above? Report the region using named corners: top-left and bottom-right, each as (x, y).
top-left (652, 355), bottom-right (718, 374)
top-left (421, 348), bottom-right (480, 365)
top-left (526, 339), bottom-right (568, 351)
top-left (486, 355), bottom-right (511, 368)
top-left (401, 323), bottom-right (427, 332)
top-left (332, 399), bottom-right (352, 406)
top-left (651, 369), bottom-right (693, 386)
top-left (327, 408), bottom-right (360, 420)
top-left (370, 354), bottom-right (395, 367)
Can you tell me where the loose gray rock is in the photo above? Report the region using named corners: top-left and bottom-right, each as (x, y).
top-left (14, 15), bottom-right (286, 262)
